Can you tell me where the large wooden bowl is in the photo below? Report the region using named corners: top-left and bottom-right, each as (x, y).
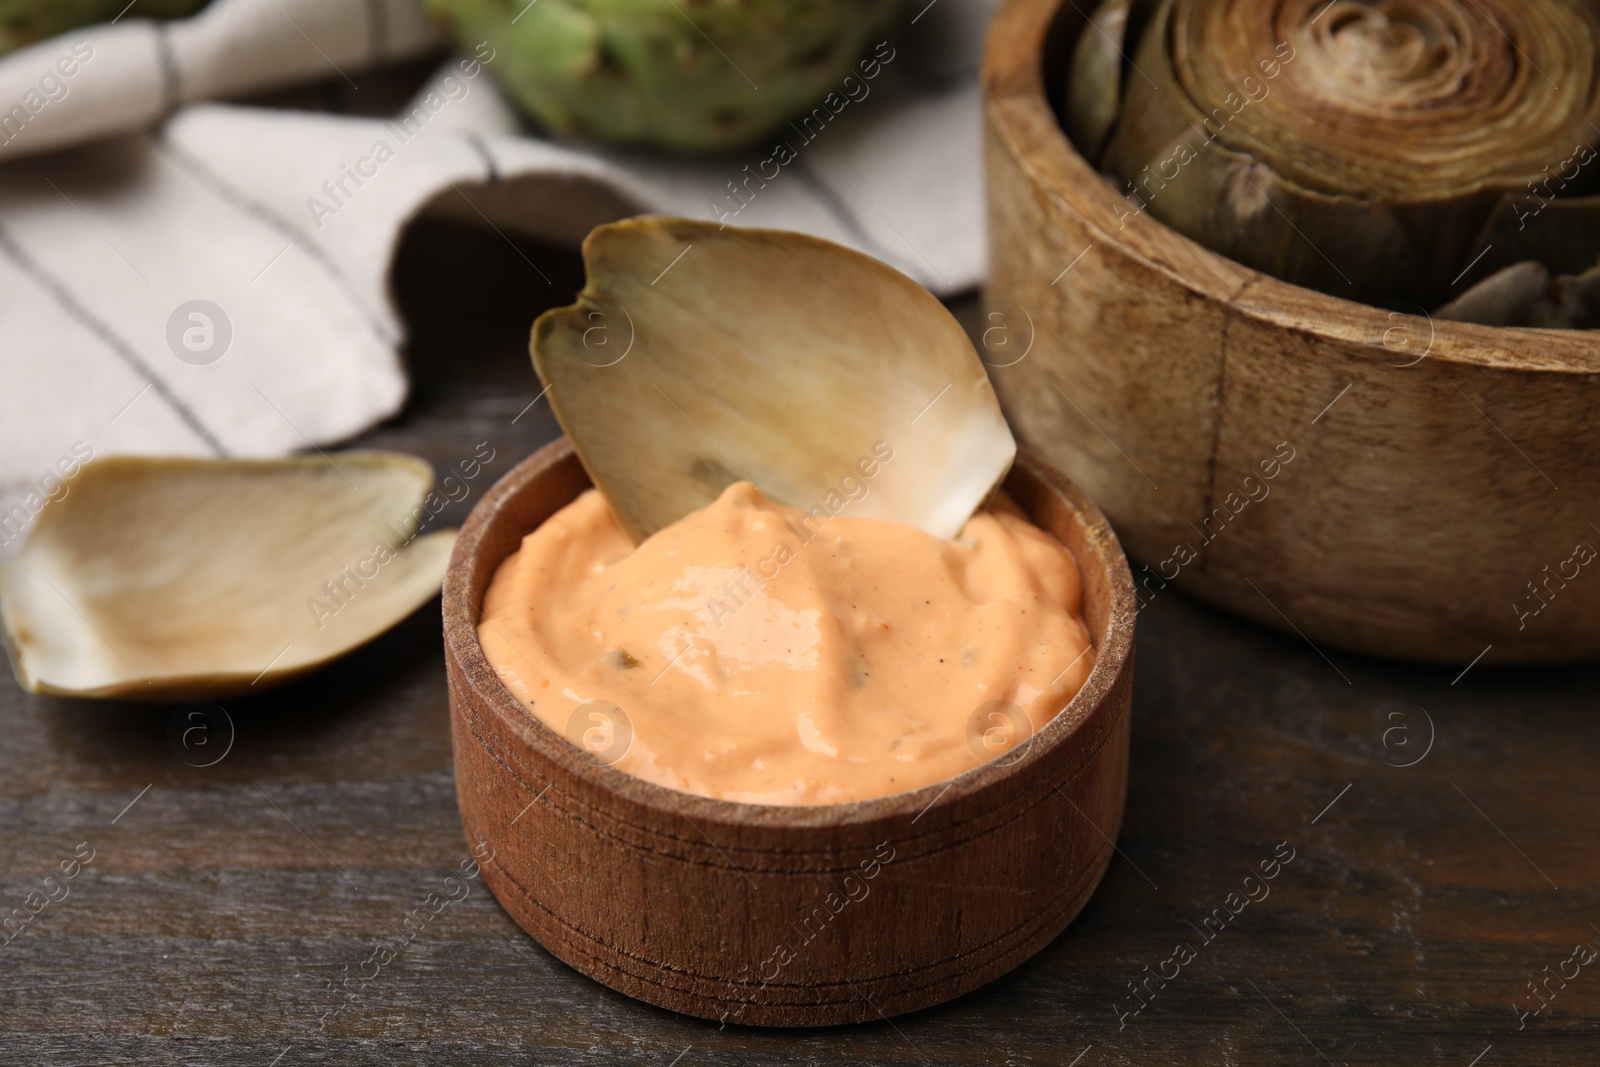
top-left (442, 439), bottom-right (1135, 1027)
top-left (984, 0), bottom-right (1600, 665)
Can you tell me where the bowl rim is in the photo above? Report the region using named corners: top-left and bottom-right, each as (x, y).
top-left (982, 0), bottom-right (1600, 375)
top-left (443, 436), bottom-right (1136, 832)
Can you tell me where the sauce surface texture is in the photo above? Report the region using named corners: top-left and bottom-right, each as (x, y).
top-left (478, 483), bottom-right (1095, 805)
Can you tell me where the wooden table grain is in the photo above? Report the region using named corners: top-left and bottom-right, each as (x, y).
top-left (3, 220), bottom-right (1597, 1065)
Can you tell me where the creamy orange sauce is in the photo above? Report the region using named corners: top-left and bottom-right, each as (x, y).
top-left (477, 483), bottom-right (1095, 805)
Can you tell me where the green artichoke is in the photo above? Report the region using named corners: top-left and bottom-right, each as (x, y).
top-left (425, 0), bottom-right (899, 153)
top-left (0, 0), bottom-right (211, 56)
top-left (1065, 0), bottom-right (1600, 326)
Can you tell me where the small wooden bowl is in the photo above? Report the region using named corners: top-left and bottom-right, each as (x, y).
top-left (443, 439), bottom-right (1135, 1027)
top-left (985, 0), bottom-right (1600, 664)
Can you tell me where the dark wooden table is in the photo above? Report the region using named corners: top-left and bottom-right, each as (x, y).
top-left (4, 220), bottom-right (1597, 1066)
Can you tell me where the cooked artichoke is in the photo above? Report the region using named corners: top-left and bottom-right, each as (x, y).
top-left (424, 0), bottom-right (898, 153)
top-left (0, 0), bottom-right (210, 56)
top-left (1066, 0), bottom-right (1600, 325)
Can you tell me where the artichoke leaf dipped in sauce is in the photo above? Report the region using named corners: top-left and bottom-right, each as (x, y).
top-left (479, 217), bottom-right (1102, 805)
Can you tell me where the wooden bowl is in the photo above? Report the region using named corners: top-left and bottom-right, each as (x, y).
top-left (443, 438), bottom-right (1135, 1027)
top-left (984, 0), bottom-right (1600, 665)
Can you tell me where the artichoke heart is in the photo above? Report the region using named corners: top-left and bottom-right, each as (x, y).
top-left (0, 453), bottom-right (456, 700)
top-left (1066, 0), bottom-right (1600, 323)
top-left (532, 216), bottom-right (1017, 544)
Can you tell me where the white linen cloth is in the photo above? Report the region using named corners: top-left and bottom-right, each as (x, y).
top-left (0, 0), bottom-right (990, 551)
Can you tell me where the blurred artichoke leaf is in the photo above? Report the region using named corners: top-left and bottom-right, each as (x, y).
top-left (1064, 0), bottom-right (1132, 163)
top-left (1439, 260), bottom-right (1600, 330)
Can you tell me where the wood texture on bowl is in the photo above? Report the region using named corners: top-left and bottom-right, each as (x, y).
top-left (442, 438), bottom-right (1135, 1027)
top-left (984, 0), bottom-right (1600, 665)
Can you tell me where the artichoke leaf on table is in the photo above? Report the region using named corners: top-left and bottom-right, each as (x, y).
top-left (0, 453), bottom-right (457, 701)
